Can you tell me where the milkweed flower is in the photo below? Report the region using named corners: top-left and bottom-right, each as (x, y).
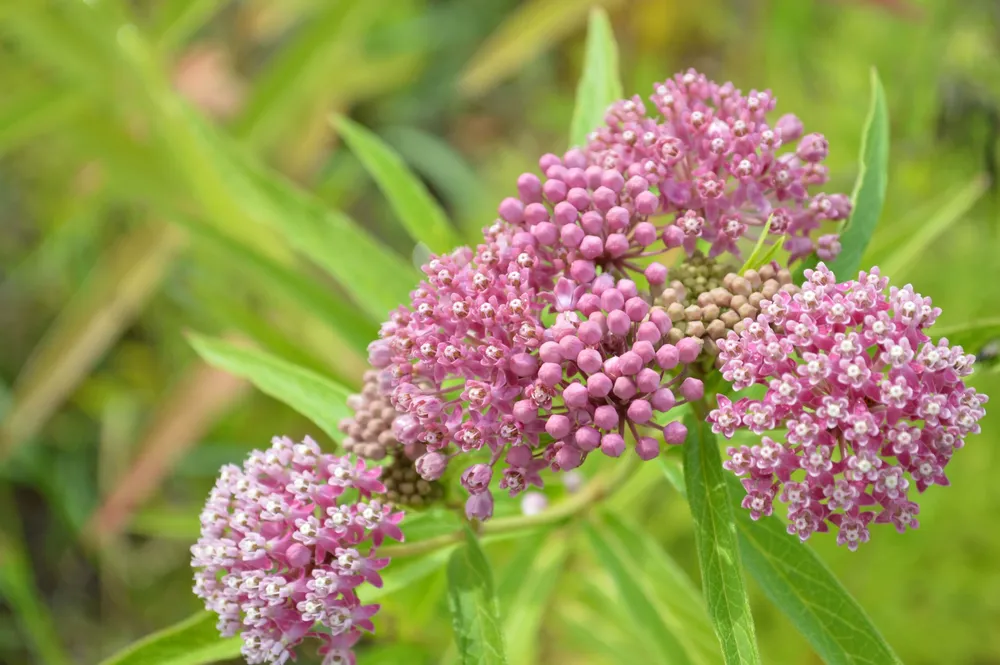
top-left (372, 226), bottom-right (703, 519)
top-left (505, 69), bottom-right (847, 265)
top-left (709, 263), bottom-right (987, 550)
top-left (191, 436), bottom-right (404, 664)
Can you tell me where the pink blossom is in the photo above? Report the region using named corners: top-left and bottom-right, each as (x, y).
top-left (192, 436), bottom-right (403, 664)
top-left (708, 263), bottom-right (987, 550)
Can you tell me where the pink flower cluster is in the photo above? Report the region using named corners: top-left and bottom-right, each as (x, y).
top-left (490, 70), bottom-right (851, 295)
top-left (708, 263), bottom-right (987, 550)
top-left (372, 224), bottom-right (704, 520)
top-left (370, 69), bottom-right (852, 522)
top-left (191, 436), bottom-right (404, 664)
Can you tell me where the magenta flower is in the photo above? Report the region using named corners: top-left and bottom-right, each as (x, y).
top-left (709, 263), bottom-right (987, 550)
top-left (518, 69), bottom-right (848, 263)
top-left (192, 436), bottom-right (403, 664)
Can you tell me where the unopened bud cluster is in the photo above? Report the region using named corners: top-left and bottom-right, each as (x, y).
top-left (659, 261), bottom-right (798, 358)
top-left (339, 370), bottom-right (400, 461)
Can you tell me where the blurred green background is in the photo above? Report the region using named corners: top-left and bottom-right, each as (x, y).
top-left (1, 0), bottom-right (999, 664)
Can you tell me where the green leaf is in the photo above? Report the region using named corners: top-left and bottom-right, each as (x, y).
top-left (97, 611), bottom-right (239, 665)
top-left (447, 527), bottom-right (509, 665)
top-left (459, 0), bottom-right (623, 98)
top-left (0, 492), bottom-right (71, 665)
top-left (568, 7), bottom-right (623, 148)
top-left (382, 126), bottom-right (492, 236)
top-left (879, 174), bottom-right (989, 280)
top-left (500, 530), bottom-right (571, 665)
top-left (730, 477), bottom-right (903, 665)
top-left (187, 333), bottom-right (352, 441)
top-left (333, 115), bottom-right (461, 254)
top-left (586, 513), bottom-right (719, 665)
top-left (662, 454), bottom-right (903, 664)
top-left (929, 318), bottom-right (1000, 351)
top-left (739, 215), bottom-right (774, 273)
top-left (166, 210), bottom-right (377, 356)
top-left (682, 413), bottom-right (761, 664)
top-left (828, 68), bottom-right (890, 278)
top-left (152, 0), bottom-right (227, 51)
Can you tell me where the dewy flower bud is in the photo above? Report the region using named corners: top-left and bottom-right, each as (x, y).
top-left (710, 263), bottom-right (987, 550)
top-left (191, 436), bottom-right (403, 665)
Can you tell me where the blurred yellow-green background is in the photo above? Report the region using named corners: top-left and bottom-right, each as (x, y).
top-left (1, 0), bottom-right (999, 664)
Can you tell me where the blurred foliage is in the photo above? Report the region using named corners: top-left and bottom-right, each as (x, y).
top-left (1, 0), bottom-right (999, 664)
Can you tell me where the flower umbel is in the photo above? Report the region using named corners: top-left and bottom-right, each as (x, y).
top-left (709, 263), bottom-right (987, 550)
top-left (192, 436), bottom-right (403, 664)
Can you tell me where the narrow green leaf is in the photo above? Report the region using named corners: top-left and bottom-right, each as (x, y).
top-left (828, 68), bottom-right (890, 278)
top-left (730, 478), bottom-right (903, 665)
top-left (568, 7), bottom-right (622, 148)
top-left (587, 513), bottom-right (719, 665)
top-left (661, 456), bottom-right (903, 664)
top-left (459, 0), bottom-right (623, 98)
top-left (97, 611), bottom-right (239, 665)
top-left (0, 493), bottom-right (71, 665)
top-left (682, 413), bottom-right (761, 664)
top-left (0, 85), bottom-right (89, 154)
top-left (382, 125), bottom-right (492, 236)
top-left (879, 174), bottom-right (989, 279)
top-left (333, 115), bottom-right (460, 254)
top-left (739, 215), bottom-right (774, 273)
top-left (153, 0), bottom-right (227, 51)
top-left (167, 210), bottom-right (377, 355)
top-left (446, 528), bottom-right (509, 665)
top-left (187, 334), bottom-right (352, 441)
top-left (501, 531), bottom-right (571, 665)
top-left (928, 318), bottom-right (1000, 350)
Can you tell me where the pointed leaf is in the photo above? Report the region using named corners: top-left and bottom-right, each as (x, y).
top-left (739, 215), bottom-right (774, 273)
top-left (661, 456), bottom-right (903, 665)
top-left (333, 115), bottom-right (460, 254)
top-left (568, 7), bottom-right (622, 148)
top-left (187, 333), bottom-right (352, 441)
top-left (166, 210), bottom-right (377, 355)
top-left (828, 68), bottom-right (889, 277)
top-left (97, 611), bottom-right (239, 665)
top-left (446, 528), bottom-right (509, 665)
top-left (682, 413), bottom-right (761, 664)
top-left (459, 0), bottom-right (623, 98)
top-left (585, 515), bottom-right (712, 665)
top-left (730, 481), bottom-right (903, 665)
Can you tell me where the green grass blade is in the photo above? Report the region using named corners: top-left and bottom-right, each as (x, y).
top-left (828, 67), bottom-right (889, 278)
top-left (447, 528), bottom-right (509, 665)
top-left (682, 413), bottom-right (761, 665)
top-left (152, 0), bottom-right (227, 51)
top-left (568, 7), bottom-right (623, 149)
top-left (333, 114), bottom-right (461, 254)
top-left (187, 333), bottom-right (352, 442)
top-left (97, 612), bottom-right (239, 665)
top-left (879, 174), bottom-right (989, 280)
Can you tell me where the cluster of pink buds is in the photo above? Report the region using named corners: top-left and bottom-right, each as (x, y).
top-left (708, 263), bottom-right (987, 550)
top-left (492, 71), bottom-right (852, 293)
top-left (191, 436), bottom-right (404, 665)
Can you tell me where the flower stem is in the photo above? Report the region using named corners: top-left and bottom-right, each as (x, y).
top-left (380, 453), bottom-right (641, 558)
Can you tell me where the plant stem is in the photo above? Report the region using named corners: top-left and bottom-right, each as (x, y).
top-left (380, 452), bottom-right (641, 558)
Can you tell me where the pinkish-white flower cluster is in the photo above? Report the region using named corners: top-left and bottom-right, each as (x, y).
top-left (192, 436), bottom-right (403, 664)
top-left (372, 223), bottom-right (704, 521)
top-left (708, 263), bottom-right (987, 550)
top-left (492, 71), bottom-right (850, 296)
